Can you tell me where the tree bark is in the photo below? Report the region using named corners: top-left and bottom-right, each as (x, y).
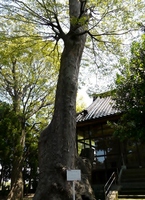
top-left (7, 129), bottom-right (26, 200)
top-left (34, 1), bottom-right (96, 199)
top-left (33, 25), bottom-right (90, 200)
top-left (7, 157), bottom-right (23, 200)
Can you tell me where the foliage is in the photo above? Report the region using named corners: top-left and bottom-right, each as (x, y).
top-left (0, 20), bottom-right (59, 120)
top-left (0, 102), bottom-right (13, 182)
top-left (0, 0), bottom-right (145, 94)
top-left (0, 100), bottom-right (40, 192)
top-left (0, 101), bottom-right (21, 159)
top-left (76, 92), bottom-right (87, 113)
top-left (0, 21), bottom-right (59, 198)
top-left (90, 90), bottom-right (116, 100)
top-left (112, 34), bottom-right (145, 140)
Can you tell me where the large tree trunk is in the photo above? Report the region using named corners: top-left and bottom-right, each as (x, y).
top-left (34, 1), bottom-right (96, 199)
top-left (33, 24), bottom-right (95, 200)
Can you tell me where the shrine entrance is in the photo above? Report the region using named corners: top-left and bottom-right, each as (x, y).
top-left (76, 96), bottom-right (145, 184)
top-left (77, 124), bottom-right (145, 184)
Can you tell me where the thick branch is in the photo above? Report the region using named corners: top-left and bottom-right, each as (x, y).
top-left (69, 0), bottom-right (80, 18)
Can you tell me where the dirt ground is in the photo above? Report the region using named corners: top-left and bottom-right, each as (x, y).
top-left (23, 194), bottom-right (34, 200)
top-left (0, 194), bottom-right (34, 200)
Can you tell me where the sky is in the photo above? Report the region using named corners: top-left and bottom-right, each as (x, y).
top-left (78, 88), bottom-right (93, 107)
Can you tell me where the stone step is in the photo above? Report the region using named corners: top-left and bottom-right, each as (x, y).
top-left (119, 190), bottom-right (145, 195)
top-left (118, 197), bottom-right (145, 200)
top-left (122, 176), bottom-right (145, 179)
top-left (121, 168), bottom-right (145, 176)
top-left (118, 194), bottom-right (145, 199)
top-left (122, 168), bottom-right (145, 173)
top-left (121, 178), bottom-right (145, 183)
top-left (118, 187), bottom-right (145, 199)
top-left (120, 182), bottom-right (145, 188)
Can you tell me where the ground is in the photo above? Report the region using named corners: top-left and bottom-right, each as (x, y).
top-left (0, 194), bottom-right (34, 200)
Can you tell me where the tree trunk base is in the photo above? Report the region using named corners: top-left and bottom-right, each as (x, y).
top-left (33, 156), bottom-right (96, 200)
top-left (6, 179), bottom-right (23, 200)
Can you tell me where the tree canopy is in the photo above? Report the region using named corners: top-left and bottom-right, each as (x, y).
top-left (112, 34), bottom-right (145, 141)
top-left (0, 21), bottom-right (59, 200)
top-left (1, 0), bottom-right (144, 77)
top-left (0, 21), bottom-right (58, 118)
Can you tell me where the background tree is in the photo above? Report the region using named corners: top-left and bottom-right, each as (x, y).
top-left (0, 23), bottom-right (58, 200)
top-left (76, 92), bottom-right (87, 113)
top-left (0, 102), bottom-right (14, 192)
top-left (112, 34), bottom-right (145, 141)
top-left (0, 0), bottom-right (145, 200)
top-left (23, 125), bottom-right (39, 194)
top-left (0, 101), bottom-right (41, 195)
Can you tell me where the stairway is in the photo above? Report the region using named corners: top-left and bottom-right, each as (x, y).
top-left (118, 168), bottom-right (145, 199)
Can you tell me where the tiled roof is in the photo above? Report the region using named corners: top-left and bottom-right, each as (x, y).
top-left (76, 96), bottom-right (120, 123)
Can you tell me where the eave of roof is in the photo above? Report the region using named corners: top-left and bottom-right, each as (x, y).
top-left (76, 96), bottom-right (120, 124)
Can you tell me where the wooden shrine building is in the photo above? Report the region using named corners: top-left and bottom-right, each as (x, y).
top-left (76, 96), bottom-right (145, 184)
